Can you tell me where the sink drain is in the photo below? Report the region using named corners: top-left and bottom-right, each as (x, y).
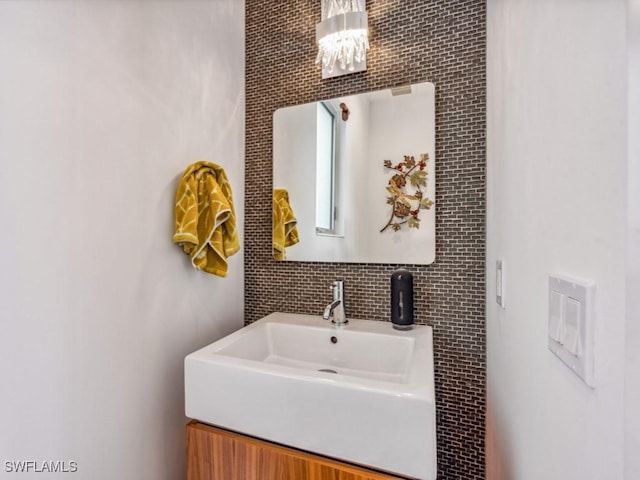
top-left (318, 368), bottom-right (338, 374)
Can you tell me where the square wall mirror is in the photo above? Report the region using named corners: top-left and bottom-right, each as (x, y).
top-left (273, 81), bottom-right (436, 264)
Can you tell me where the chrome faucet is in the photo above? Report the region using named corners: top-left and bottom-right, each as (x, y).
top-left (323, 280), bottom-right (347, 325)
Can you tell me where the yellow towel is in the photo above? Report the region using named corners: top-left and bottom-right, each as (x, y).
top-left (173, 161), bottom-right (240, 276)
top-left (273, 189), bottom-right (299, 260)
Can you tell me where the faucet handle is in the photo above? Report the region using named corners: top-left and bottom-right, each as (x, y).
top-left (331, 281), bottom-right (344, 304)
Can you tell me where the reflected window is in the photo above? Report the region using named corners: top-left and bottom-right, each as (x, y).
top-left (315, 102), bottom-right (336, 234)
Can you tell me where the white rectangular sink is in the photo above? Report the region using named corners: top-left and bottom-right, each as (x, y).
top-left (185, 312), bottom-right (436, 480)
top-left (217, 318), bottom-right (416, 383)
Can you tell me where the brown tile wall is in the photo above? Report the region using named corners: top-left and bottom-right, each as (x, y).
top-left (245, 2), bottom-right (485, 479)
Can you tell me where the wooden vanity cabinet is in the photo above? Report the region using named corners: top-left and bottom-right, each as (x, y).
top-left (186, 421), bottom-right (411, 480)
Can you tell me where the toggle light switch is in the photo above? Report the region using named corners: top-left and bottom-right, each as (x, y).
top-left (564, 297), bottom-right (581, 357)
top-left (548, 290), bottom-right (564, 343)
top-left (496, 260), bottom-right (505, 308)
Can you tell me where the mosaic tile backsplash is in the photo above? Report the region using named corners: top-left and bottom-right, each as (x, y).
top-left (245, 1), bottom-right (486, 479)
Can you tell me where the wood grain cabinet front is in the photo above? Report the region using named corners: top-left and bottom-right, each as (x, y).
top-left (186, 421), bottom-right (411, 480)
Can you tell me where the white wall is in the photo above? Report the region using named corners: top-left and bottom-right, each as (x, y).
top-left (486, 1), bottom-right (628, 479)
top-left (0, 2), bottom-right (244, 479)
top-left (626, 1), bottom-right (640, 478)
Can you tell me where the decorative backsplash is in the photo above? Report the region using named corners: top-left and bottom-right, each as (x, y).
top-left (245, 1), bottom-right (486, 479)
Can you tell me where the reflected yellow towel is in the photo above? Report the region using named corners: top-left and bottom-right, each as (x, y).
top-left (173, 161), bottom-right (240, 277)
top-left (273, 189), bottom-right (299, 260)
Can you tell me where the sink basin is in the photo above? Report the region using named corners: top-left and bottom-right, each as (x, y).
top-left (185, 312), bottom-right (436, 480)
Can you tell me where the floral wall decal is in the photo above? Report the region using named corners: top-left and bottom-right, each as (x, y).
top-left (381, 154), bottom-right (434, 233)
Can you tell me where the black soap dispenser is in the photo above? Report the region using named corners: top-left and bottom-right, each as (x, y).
top-left (391, 269), bottom-right (414, 330)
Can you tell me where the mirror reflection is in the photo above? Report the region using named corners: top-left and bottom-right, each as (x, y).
top-left (273, 81), bottom-right (436, 264)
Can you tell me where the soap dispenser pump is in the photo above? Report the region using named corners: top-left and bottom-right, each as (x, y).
top-left (391, 269), bottom-right (414, 330)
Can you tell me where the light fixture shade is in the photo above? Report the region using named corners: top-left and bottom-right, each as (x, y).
top-left (315, 0), bottom-right (369, 79)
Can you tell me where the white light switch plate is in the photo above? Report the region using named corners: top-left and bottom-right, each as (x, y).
top-left (548, 275), bottom-right (596, 388)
